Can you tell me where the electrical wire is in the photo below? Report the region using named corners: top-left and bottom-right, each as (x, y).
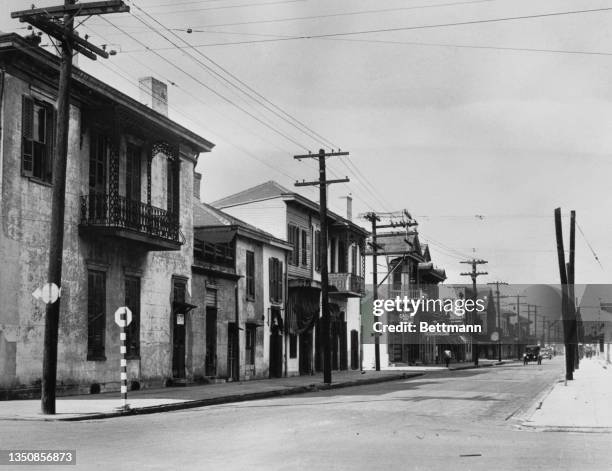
top-left (122, 6), bottom-right (612, 51)
top-left (577, 222), bottom-right (604, 270)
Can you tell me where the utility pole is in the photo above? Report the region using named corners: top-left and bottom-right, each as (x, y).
top-left (502, 294), bottom-right (526, 360)
top-left (554, 208), bottom-right (573, 381)
top-left (460, 258), bottom-right (488, 365)
top-left (295, 149), bottom-right (349, 384)
top-left (568, 210), bottom-right (578, 371)
top-left (11, 0), bottom-right (129, 415)
top-left (488, 281), bottom-right (508, 362)
top-left (362, 212), bottom-right (381, 371)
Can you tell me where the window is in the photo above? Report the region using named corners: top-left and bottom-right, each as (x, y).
top-left (89, 133), bottom-right (107, 193)
top-left (167, 158), bottom-right (180, 215)
top-left (314, 230), bottom-right (321, 272)
top-left (125, 276), bottom-right (140, 359)
top-left (125, 144), bottom-right (141, 202)
top-left (269, 257), bottom-right (283, 303)
top-left (246, 250), bottom-right (255, 300)
top-left (246, 325), bottom-right (256, 365)
top-left (22, 96), bottom-right (54, 183)
top-left (338, 240), bottom-right (348, 272)
top-left (289, 334), bottom-right (298, 358)
top-left (351, 244), bottom-right (358, 275)
top-left (301, 229), bottom-right (308, 266)
top-left (87, 270), bottom-right (106, 360)
top-left (287, 225), bottom-right (300, 266)
top-left (330, 238), bottom-right (336, 273)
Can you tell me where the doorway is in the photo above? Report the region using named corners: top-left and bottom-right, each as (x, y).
top-left (205, 307), bottom-right (217, 377)
top-left (172, 280), bottom-right (186, 379)
top-left (227, 322), bottom-right (239, 381)
top-left (269, 307), bottom-right (283, 378)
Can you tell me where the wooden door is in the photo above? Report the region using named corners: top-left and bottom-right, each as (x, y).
top-left (205, 308), bottom-right (217, 376)
top-left (172, 281), bottom-right (186, 379)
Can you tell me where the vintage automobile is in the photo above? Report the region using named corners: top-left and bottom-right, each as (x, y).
top-left (523, 345), bottom-right (541, 364)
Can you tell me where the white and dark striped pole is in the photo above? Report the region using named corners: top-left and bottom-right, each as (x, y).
top-left (114, 306), bottom-right (132, 411)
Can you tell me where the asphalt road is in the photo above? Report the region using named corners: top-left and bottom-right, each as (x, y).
top-left (1, 358), bottom-right (610, 471)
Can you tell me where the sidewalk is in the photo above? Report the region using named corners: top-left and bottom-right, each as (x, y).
top-left (383, 358), bottom-right (518, 371)
top-left (522, 356), bottom-right (612, 432)
top-left (0, 370), bottom-right (422, 422)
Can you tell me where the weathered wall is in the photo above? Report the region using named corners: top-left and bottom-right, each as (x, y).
top-left (0, 70), bottom-right (199, 392)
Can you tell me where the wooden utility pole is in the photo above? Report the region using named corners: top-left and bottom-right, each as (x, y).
top-left (554, 207), bottom-right (573, 380)
top-left (295, 149), bottom-right (349, 384)
top-left (11, 0), bottom-right (129, 415)
top-left (460, 258), bottom-right (488, 365)
top-left (568, 210), bottom-right (578, 370)
top-left (487, 281), bottom-right (508, 362)
top-left (362, 212), bottom-right (381, 371)
top-left (502, 295), bottom-right (526, 359)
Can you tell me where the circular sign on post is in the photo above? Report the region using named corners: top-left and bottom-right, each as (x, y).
top-left (114, 306), bottom-right (133, 327)
top-left (490, 331), bottom-right (499, 342)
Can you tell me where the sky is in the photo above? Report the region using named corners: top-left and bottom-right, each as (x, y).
top-left (2, 0), bottom-right (612, 285)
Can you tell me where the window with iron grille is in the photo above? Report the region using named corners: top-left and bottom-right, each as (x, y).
top-left (301, 229), bottom-right (308, 266)
top-left (287, 225), bottom-right (300, 266)
top-left (246, 250), bottom-right (255, 300)
top-left (125, 276), bottom-right (141, 359)
top-left (245, 325), bottom-right (256, 365)
top-left (22, 96), bottom-right (54, 183)
top-left (269, 257), bottom-right (283, 303)
top-left (87, 270), bottom-right (106, 360)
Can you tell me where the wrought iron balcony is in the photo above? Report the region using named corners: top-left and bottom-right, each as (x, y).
top-left (79, 192), bottom-right (182, 250)
top-left (328, 273), bottom-right (365, 297)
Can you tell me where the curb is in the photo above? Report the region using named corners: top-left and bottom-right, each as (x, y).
top-left (510, 374), bottom-right (564, 426)
top-left (16, 372), bottom-right (423, 422)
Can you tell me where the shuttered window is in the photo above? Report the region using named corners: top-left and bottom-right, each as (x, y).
top-left (167, 158), bottom-right (180, 216)
top-left (206, 288), bottom-right (218, 307)
top-left (287, 225), bottom-right (300, 266)
top-left (22, 95), bottom-right (54, 183)
top-left (301, 229), bottom-right (308, 266)
top-left (314, 230), bottom-right (321, 272)
top-left (87, 270), bottom-right (106, 360)
top-left (246, 250), bottom-right (255, 300)
top-left (125, 276), bottom-right (140, 359)
top-left (269, 257), bottom-right (283, 303)
top-left (245, 325), bottom-right (256, 365)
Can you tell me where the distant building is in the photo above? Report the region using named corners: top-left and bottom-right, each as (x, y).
top-left (213, 181), bottom-right (368, 375)
top-left (0, 34), bottom-right (214, 395)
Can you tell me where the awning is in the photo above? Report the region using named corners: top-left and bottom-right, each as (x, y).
top-left (194, 228), bottom-right (236, 244)
top-left (173, 301), bottom-right (197, 314)
top-left (435, 334), bottom-right (469, 345)
top-left (286, 287), bottom-right (320, 335)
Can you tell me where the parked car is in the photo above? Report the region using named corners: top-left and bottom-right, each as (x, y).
top-left (541, 348), bottom-right (553, 360)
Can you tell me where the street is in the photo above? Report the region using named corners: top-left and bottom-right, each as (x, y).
top-left (2, 358), bottom-right (610, 471)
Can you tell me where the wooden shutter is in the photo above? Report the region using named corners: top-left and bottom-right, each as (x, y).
top-left (276, 260), bottom-right (283, 302)
top-left (206, 288), bottom-right (217, 307)
top-left (21, 96), bottom-right (34, 176)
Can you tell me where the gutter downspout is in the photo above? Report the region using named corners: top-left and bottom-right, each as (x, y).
top-left (284, 249), bottom-right (289, 377)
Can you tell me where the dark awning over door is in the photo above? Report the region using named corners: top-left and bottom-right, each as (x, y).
top-left (286, 287), bottom-right (321, 335)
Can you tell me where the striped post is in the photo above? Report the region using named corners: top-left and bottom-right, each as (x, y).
top-left (114, 306), bottom-right (132, 411)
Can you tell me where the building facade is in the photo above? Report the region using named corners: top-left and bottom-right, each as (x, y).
top-left (212, 181), bottom-right (368, 376)
top-left (0, 34), bottom-right (214, 396)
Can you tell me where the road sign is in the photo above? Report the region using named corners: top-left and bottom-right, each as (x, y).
top-left (114, 307), bottom-right (132, 327)
top-left (490, 331), bottom-right (499, 342)
top-left (32, 283), bottom-right (61, 304)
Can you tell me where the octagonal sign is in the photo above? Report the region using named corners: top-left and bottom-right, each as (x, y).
top-left (114, 306), bottom-right (132, 327)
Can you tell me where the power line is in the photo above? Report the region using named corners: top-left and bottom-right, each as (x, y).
top-left (577, 222), bottom-right (604, 270)
top-left (100, 16), bottom-right (311, 151)
top-left (148, 0), bottom-right (306, 14)
top-left (121, 6), bottom-right (612, 51)
top-left (129, 1), bottom-right (339, 150)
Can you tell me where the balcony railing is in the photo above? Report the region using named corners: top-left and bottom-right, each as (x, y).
top-left (80, 192), bottom-right (181, 247)
top-left (328, 273), bottom-right (365, 297)
top-left (389, 288), bottom-right (423, 300)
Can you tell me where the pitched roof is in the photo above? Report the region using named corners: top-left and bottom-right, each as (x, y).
top-left (211, 180), bottom-right (368, 236)
top-left (194, 201), bottom-right (291, 249)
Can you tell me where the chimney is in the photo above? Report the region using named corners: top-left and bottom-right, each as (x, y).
top-left (193, 172), bottom-right (202, 201)
top-left (346, 195), bottom-right (353, 221)
top-left (139, 76), bottom-right (168, 117)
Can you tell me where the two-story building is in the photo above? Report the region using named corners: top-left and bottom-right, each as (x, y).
top-left (192, 200), bottom-right (292, 381)
top-left (0, 33), bottom-right (214, 396)
top-left (212, 181), bottom-right (368, 376)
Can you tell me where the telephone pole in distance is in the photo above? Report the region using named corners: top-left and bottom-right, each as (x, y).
top-left (294, 148), bottom-right (349, 384)
top-left (460, 258), bottom-right (488, 365)
top-left (487, 281), bottom-right (508, 362)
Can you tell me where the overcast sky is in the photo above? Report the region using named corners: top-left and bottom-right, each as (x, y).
top-left (3, 0), bottom-right (612, 285)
